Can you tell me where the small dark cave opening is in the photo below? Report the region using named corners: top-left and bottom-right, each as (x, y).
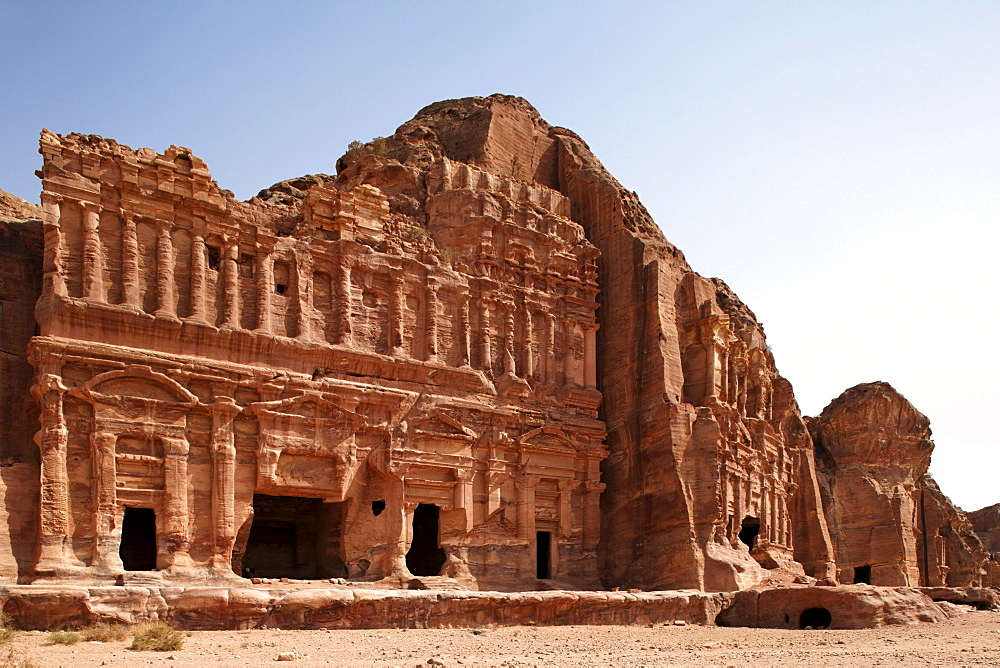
top-left (738, 516), bottom-right (760, 549)
top-left (799, 607), bottom-right (832, 629)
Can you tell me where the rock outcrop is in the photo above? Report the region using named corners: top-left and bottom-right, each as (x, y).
top-left (0, 95), bottom-right (989, 601)
top-left (811, 382), bottom-right (990, 587)
top-left (968, 503), bottom-right (1000, 585)
top-left (0, 189), bottom-right (43, 582)
top-left (968, 503), bottom-right (1000, 554)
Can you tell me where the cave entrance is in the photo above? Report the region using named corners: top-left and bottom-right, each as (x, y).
top-left (738, 516), bottom-right (760, 549)
top-left (406, 503), bottom-right (446, 576)
top-left (853, 564), bottom-right (872, 584)
top-left (120, 507), bottom-right (158, 571)
top-left (799, 607), bottom-right (832, 629)
top-left (241, 494), bottom-right (346, 579)
top-left (536, 531), bottom-right (552, 579)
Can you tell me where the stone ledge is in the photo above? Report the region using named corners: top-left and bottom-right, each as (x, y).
top-left (0, 584), bottom-right (983, 631)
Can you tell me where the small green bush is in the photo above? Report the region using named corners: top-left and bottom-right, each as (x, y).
top-left (48, 630), bottom-right (80, 645)
top-left (82, 623), bottom-right (130, 642)
top-left (130, 622), bottom-right (184, 652)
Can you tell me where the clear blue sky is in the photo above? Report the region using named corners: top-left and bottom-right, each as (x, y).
top-left (2, 1), bottom-right (998, 510)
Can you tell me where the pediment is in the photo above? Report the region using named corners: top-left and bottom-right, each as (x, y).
top-left (248, 392), bottom-right (365, 428)
top-left (75, 366), bottom-right (198, 406)
top-left (518, 426), bottom-right (578, 452)
top-left (411, 409), bottom-right (477, 441)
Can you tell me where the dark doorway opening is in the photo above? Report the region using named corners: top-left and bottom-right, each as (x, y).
top-left (120, 507), bottom-right (157, 571)
top-left (853, 564), bottom-right (872, 584)
top-left (536, 531), bottom-right (552, 579)
top-left (241, 495), bottom-right (346, 579)
top-left (738, 516), bottom-right (760, 549)
top-left (799, 607), bottom-right (832, 629)
top-left (406, 503), bottom-right (446, 576)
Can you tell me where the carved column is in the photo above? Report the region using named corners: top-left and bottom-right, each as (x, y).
top-left (336, 259), bottom-right (352, 345)
top-left (221, 239), bottom-right (241, 329)
top-left (91, 431), bottom-right (121, 571)
top-left (503, 304), bottom-right (516, 376)
top-left (584, 323), bottom-right (598, 388)
top-left (557, 478), bottom-right (577, 538)
top-left (516, 473), bottom-right (540, 540)
top-left (120, 211), bottom-right (141, 308)
top-left (522, 304), bottom-right (534, 378)
top-left (190, 235), bottom-right (208, 322)
top-left (719, 350), bottom-right (729, 403)
top-left (154, 223), bottom-right (176, 318)
top-left (454, 468), bottom-right (474, 533)
top-left (256, 253), bottom-right (273, 333)
top-left (40, 191), bottom-right (67, 298)
top-left (458, 291), bottom-right (470, 367)
top-left (425, 278), bottom-right (439, 362)
top-left (545, 313), bottom-right (557, 383)
top-left (33, 376), bottom-right (71, 572)
top-left (477, 296), bottom-right (492, 372)
top-left (732, 475), bottom-right (744, 544)
top-left (295, 251), bottom-right (313, 339)
top-left (563, 320), bottom-right (576, 385)
top-left (582, 480), bottom-right (605, 549)
top-left (162, 436), bottom-right (193, 568)
top-left (210, 397), bottom-right (240, 570)
top-left (389, 273), bottom-right (405, 353)
top-left (80, 201), bottom-right (104, 302)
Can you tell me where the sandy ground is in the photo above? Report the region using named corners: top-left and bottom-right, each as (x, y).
top-left (4, 609), bottom-right (999, 667)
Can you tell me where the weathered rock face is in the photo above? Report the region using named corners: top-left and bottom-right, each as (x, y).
top-left (24, 118), bottom-right (607, 590)
top-left (968, 503), bottom-right (1000, 554)
top-left (968, 503), bottom-right (1000, 585)
top-left (811, 382), bottom-right (990, 587)
top-left (0, 189), bottom-right (43, 582)
top-left (0, 95), bottom-right (845, 592)
top-left (337, 95), bottom-right (839, 591)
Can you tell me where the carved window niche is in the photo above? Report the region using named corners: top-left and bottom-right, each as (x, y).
top-left (115, 435), bottom-right (165, 492)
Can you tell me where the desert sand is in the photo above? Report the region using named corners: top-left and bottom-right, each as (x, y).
top-left (2, 609), bottom-right (998, 667)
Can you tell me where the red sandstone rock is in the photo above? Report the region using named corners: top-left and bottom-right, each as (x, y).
top-left (968, 503), bottom-right (1000, 554)
top-left (0, 95), bottom-right (988, 612)
top-left (0, 189), bottom-right (43, 583)
top-left (811, 382), bottom-right (990, 587)
top-left (717, 585), bottom-right (951, 629)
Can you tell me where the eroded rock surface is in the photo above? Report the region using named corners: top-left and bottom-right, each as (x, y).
top-left (0, 95), bottom-right (990, 604)
top-left (0, 189), bottom-right (42, 582)
top-left (811, 382), bottom-right (990, 587)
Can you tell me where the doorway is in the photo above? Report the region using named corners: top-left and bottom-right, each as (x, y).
top-left (738, 516), bottom-right (760, 549)
top-left (241, 494), bottom-right (346, 579)
top-left (536, 531), bottom-right (552, 579)
top-left (406, 503), bottom-right (446, 576)
top-left (120, 507), bottom-right (157, 571)
top-left (853, 564), bottom-right (872, 584)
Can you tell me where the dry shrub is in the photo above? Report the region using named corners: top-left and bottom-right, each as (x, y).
top-left (130, 622), bottom-right (184, 651)
top-left (81, 622), bottom-right (130, 642)
top-left (48, 630), bottom-right (80, 645)
top-left (0, 612), bottom-right (15, 646)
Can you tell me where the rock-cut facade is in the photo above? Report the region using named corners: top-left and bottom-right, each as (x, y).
top-left (0, 95), bottom-right (991, 591)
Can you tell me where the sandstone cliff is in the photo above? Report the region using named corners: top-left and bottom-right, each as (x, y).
top-left (811, 382), bottom-right (989, 587)
top-left (0, 189), bottom-right (42, 581)
top-left (6, 94), bottom-right (989, 594)
top-left (968, 503), bottom-right (1000, 585)
top-left (968, 503), bottom-right (1000, 554)
top-left (335, 95), bottom-right (836, 590)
